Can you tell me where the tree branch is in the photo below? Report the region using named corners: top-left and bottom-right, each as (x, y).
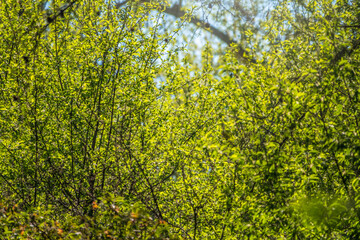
top-left (165, 4), bottom-right (256, 63)
top-left (116, 1), bottom-right (257, 63)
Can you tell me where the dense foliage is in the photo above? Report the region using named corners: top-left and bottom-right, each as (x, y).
top-left (1, 0), bottom-right (360, 239)
top-left (0, 196), bottom-right (177, 239)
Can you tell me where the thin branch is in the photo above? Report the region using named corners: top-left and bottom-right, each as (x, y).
top-left (339, 25), bottom-right (360, 28)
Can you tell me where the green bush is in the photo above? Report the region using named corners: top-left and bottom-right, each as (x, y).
top-left (0, 196), bottom-right (179, 239)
